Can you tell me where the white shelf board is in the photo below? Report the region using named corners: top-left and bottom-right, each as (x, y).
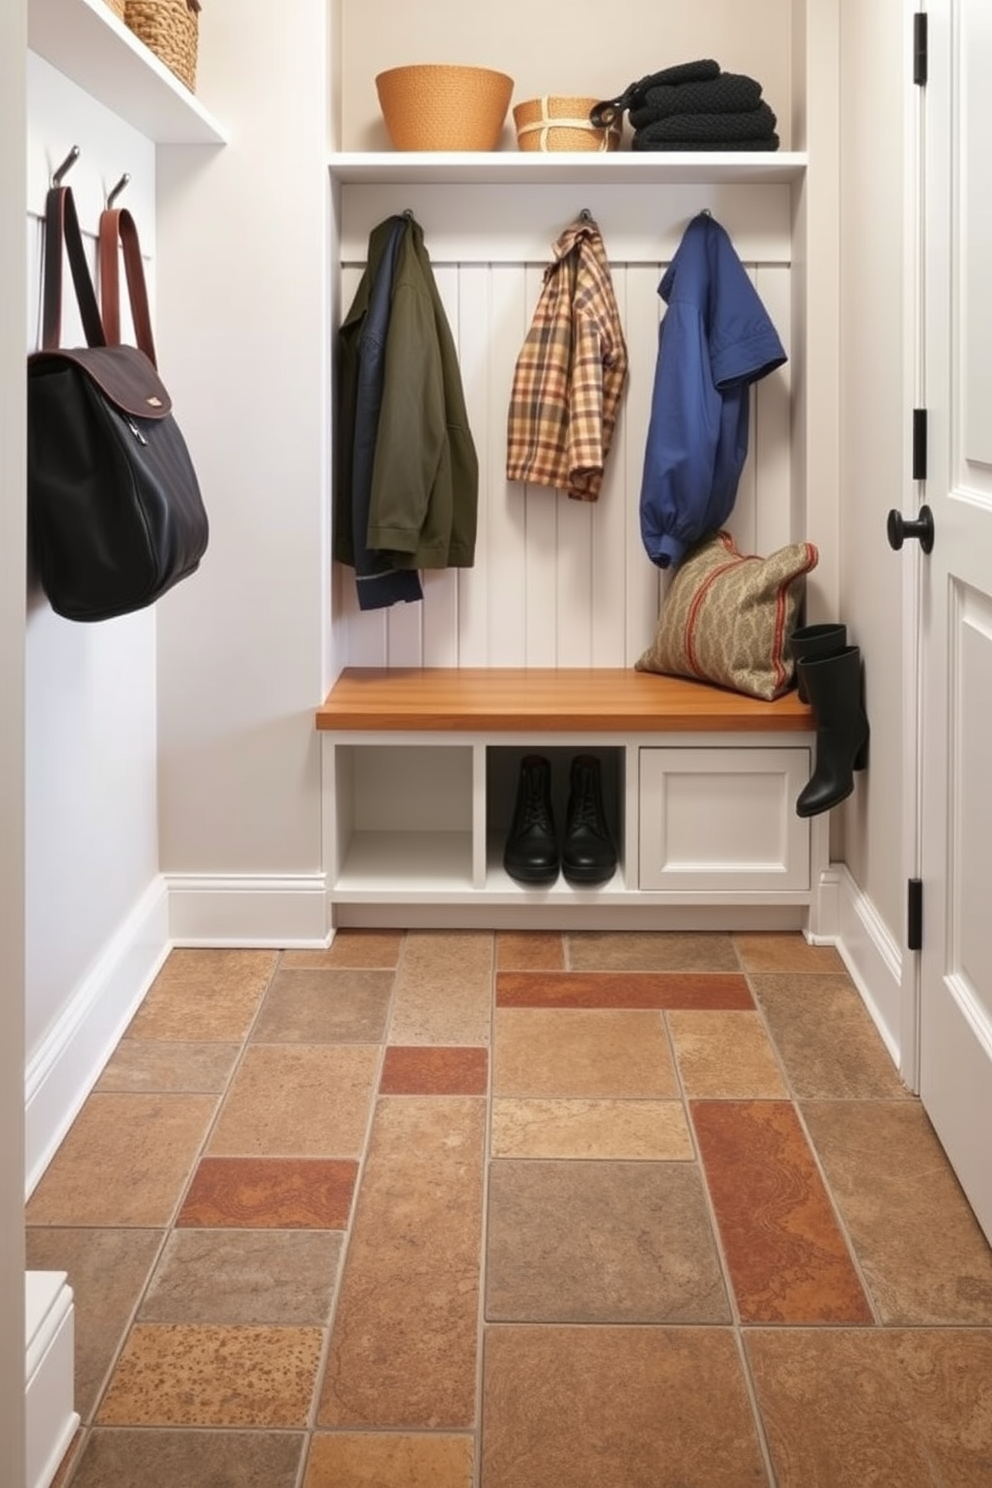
top-left (28, 0), bottom-right (226, 144)
top-left (329, 150), bottom-right (807, 187)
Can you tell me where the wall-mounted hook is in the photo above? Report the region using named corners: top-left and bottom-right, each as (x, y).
top-left (107, 172), bottom-right (131, 208)
top-left (52, 145), bottom-right (80, 187)
top-left (578, 207), bottom-right (594, 222)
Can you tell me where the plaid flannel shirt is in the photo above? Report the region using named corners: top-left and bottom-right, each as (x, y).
top-left (506, 219), bottom-right (628, 501)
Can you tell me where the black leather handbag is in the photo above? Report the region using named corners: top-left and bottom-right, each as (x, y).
top-left (27, 185), bottom-right (209, 622)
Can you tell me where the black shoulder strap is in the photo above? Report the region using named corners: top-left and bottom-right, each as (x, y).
top-left (41, 185), bottom-right (107, 352)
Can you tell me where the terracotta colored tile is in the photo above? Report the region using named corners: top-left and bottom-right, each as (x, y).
top-left (26, 1093), bottom-right (218, 1227)
top-left (251, 968), bottom-right (393, 1043)
top-left (96, 1040), bottom-right (240, 1094)
top-left (305, 1432), bottom-right (474, 1487)
top-left (802, 1100), bottom-right (992, 1323)
top-left (125, 949), bottom-right (277, 1041)
top-left (495, 931), bottom-right (564, 970)
top-left (482, 1325), bottom-right (767, 1488)
top-left (177, 1156), bottom-right (357, 1228)
top-left (282, 930), bottom-right (404, 969)
top-left (496, 970), bottom-right (753, 1009)
top-left (71, 1430), bottom-right (304, 1488)
top-left (97, 1324), bottom-right (323, 1427)
top-left (734, 932), bottom-right (845, 973)
top-left (139, 1229), bottom-right (343, 1325)
top-left (750, 974), bottom-right (909, 1098)
top-left (387, 931), bottom-right (493, 1045)
top-left (692, 1100), bottom-right (872, 1324)
top-left (745, 1327), bottom-right (992, 1488)
top-left (380, 1045), bottom-right (488, 1094)
top-left (486, 1159), bottom-right (729, 1323)
top-left (318, 1096), bottom-right (485, 1429)
top-left (568, 930), bottom-right (740, 971)
top-left (667, 1010), bottom-right (788, 1098)
top-left (493, 1007), bottom-right (677, 1097)
top-left (207, 1045), bottom-right (378, 1157)
top-left (26, 1228), bottom-right (163, 1422)
top-left (491, 1098), bottom-right (692, 1159)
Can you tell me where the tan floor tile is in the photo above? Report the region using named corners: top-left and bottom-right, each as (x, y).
top-left (668, 1010), bottom-right (788, 1098)
top-left (26, 1093), bottom-right (218, 1226)
top-left (388, 931), bottom-right (493, 1044)
top-left (745, 1327), bottom-right (992, 1488)
top-left (26, 1228), bottom-right (163, 1422)
top-left (125, 949), bottom-right (277, 1041)
top-left (138, 1229), bottom-right (343, 1325)
top-left (97, 1324), bottom-right (323, 1427)
top-left (96, 1040), bottom-right (240, 1094)
top-left (482, 1325), bottom-right (767, 1487)
top-left (568, 930), bottom-right (740, 971)
top-left (803, 1100), bottom-right (992, 1322)
top-left (70, 1430), bottom-right (304, 1488)
top-left (305, 1432), bottom-right (474, 1487)
top-left (251, 968), bottom-right (393, 1043)
top-left (491, 1098), bottom-right (692, 1159)
top-left (486, 1159), bottom-right (730, 1323)
top-left (497, 970), bottom-right (753, 1009)
top-left (207, 1044), bottom-right (378, 1157)
top-left (751, 974), bottom-right (908, 1098)
top-left (495, 931), bottom-right (564, 970)
top-left (494, 1007), bottom-right (677, 1097)
top-left (319, 1095), bottom-right (485, 1429)
top-left (281, 930), bottom-right (404, 969)
top-left (734, 932), bottom-right (845, 974)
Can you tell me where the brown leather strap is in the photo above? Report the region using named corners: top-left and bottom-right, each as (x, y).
top-left (98, 207), bottom-right (158, 368)
top-left (41, 186), bottom-right (107, 352)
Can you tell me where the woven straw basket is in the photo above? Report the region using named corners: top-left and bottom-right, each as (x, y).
top-left (125, 0), bottom-right (200, 92)
top-left (375, 65), bottom-right (514, 151)
top-left (514, 96), bottom-right (621, 152)
top-left (103, 0), bottom-right (126, 21)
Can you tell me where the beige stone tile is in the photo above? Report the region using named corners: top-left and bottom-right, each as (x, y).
top-left (567, 930), bottom-right (740, 971)
top-left (668, 1010), bottom-right (788, 1098)
top-left (803, 1100), bottom-right (992, 1323)
top-left (71, 1430), bottom-right (304, 1488)
top-left (734, 933), bottom-right (845, 974)
top-left (318, 1096), bottom-right (485, 1429)
top-left (207, 1045), bottom-right (378, 1157)
top-left (495, 931), bottom-right (564, 970)
top-left (482, 1325), bottom-right (767, 1487)
top-left (388, 931), bottom-right (493, 1045)
top-left (251, 968), bottom-right (393, 1043)
top-left (281, 929), bottom-right (404, 969)
top-left (746, 1327), bottom-right (992, 1488)
top-left (494, 1007), bottom-right (677, 1097)
top-left (751, 974), bottom-right (908, 1098)
top-left (138, 1229), bottom-right (343, 1325)
top-left (491, 1098), bottom-right (692, 1159)
top-left (97, 1324), bottom-right (323, 1427)
top-left (96, 1040), bottom-right (240, 1094)
top-left (125, 949), bottom-right (277, 1042)
top-left (26, 1094), bottom-right (218, 1227)
top-left (305, 1432), bottom-right (474, 1487)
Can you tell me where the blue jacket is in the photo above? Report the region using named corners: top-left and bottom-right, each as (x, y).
top-left (639, 212), bottom-right (787, 569)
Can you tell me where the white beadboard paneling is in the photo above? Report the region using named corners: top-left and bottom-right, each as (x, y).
top-left (487, 265), bottom-right (529, 666)
top-left (754, 264), bottom-right (795, 553)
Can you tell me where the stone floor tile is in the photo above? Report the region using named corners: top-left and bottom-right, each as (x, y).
top-left (380, 1045), bottom-right (488, 1094)
top-left (177, 1156), bottom-right (358, 1228)
top-left (281, 930), bottom-right (404, 969)
top-left (490, 1097), bottom-right (692, 1159)
top-left (304, 1432), bottom-right (474, 1487)
top-left (567, 930), bottom-right (740, 971)
top-left (667, 1010), bottom-right (788, 1098)
top-left (750, 974), bottom-right (909, 1098)
top-left (124, 949), bottom-right (277, 1042)
top-left (388, 931), bottom-right (494, 1045)
top-left (138, 1229), bottom-right (343, 1325)
top-left (494, 1007), bottom-right (676, 1098)
top-left (70, 1429), bottom-right (304, 1487)
top-left (207, 1044), bottom-right (378, 1157)
top-left (496, 970), bottom-right (753, 1009)
top-left (251, 967), bottom-right (393, 1043)
top-left (96, 1040), bottom-right (240, 1094)
top-left (495, 931), bottom-right (564, 970)
top-left (734, 933), bottom-right (845, 974)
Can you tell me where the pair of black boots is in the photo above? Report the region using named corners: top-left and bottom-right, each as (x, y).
top-left (790, 624), bottom-right (870, 818)
top-left (504, 754), bottom-right (617, 887)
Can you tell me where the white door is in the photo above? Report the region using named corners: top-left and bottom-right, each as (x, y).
top-left (915, 0), bottom-right (992, 1243)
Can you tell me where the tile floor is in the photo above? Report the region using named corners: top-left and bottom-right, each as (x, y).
top-left (28, 929), bottom-right (992, 1488)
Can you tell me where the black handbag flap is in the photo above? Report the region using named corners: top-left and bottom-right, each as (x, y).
top-left (28, 343), bottom-right (173, 421)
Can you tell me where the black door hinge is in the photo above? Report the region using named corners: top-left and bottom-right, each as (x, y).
top-left (913, 407), bottom-right (928, 481)
top-left (908, 878), bottom-right (923, 951)
top-left (914, 12), bottom-right (928, 86)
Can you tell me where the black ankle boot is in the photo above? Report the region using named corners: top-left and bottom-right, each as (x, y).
top-left (562, 754), bottom-right (617, 886)
top-left (789, 623), bottom-right (847, 703)
top-left (504, 754), bottom-right (559, 885)
top-left (795, 646), bottom-right (870, 818)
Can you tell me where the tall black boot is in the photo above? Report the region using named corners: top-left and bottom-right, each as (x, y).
top-left (504, 754), bottom-right (559, 885)
top-left (562, 754), bottom-right (617, 886)
top-left (789, 623), bottom-right (847, 703)
top-left (795, 647), bottom-right (870, 818)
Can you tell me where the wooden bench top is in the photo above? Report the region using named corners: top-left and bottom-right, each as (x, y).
top-left (316, 668), bottom-right (814, 734)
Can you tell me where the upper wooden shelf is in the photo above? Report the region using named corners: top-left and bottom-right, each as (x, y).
top-left (28, 0), bottom-right (226, 145)
top-left (329, 150), bottom-right (807, 187)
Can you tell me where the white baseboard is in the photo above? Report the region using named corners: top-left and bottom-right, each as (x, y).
top-left (26, 1271), bottom-right (78, 1488)
top-left (24, 877), bottom-right (170, 1197)
top-left (165, 873), bottom-right (331, 947)
top-left (830, 862), bottom-right (910, 1081)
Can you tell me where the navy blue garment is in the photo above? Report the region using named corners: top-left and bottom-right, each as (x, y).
top-left (639, 212), bottom-right (787, 569)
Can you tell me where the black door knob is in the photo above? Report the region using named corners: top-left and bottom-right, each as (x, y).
top-left (887, 504), bottom-right (935, 554)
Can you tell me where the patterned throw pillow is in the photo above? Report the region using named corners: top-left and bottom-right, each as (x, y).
top-left (635, 529), bottom-right (819, 700)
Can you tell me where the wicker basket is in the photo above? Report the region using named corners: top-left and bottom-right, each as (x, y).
top-left (125, 0), bottom-right (200, 92)
top-left (375, 64), bottom-right (514, 152)
top-left (103, 0), bottom-right (126, 21)
top-left (514, 96), bottom-right (621, 153)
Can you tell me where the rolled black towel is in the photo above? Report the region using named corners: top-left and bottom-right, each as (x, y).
top-left (628, 73), bottom-right (764, 128)
top-left (633, 101), bottom-right (778, 146)
top-left (631, 133), bottom-right (780, 152)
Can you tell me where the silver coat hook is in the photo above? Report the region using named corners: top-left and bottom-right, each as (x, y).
top-left (107, 172), bottom-right (131, 208)
top-left (52, 145), bottom-right (80, 187)
top-left (578, 207), bottom-right (593, 222)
